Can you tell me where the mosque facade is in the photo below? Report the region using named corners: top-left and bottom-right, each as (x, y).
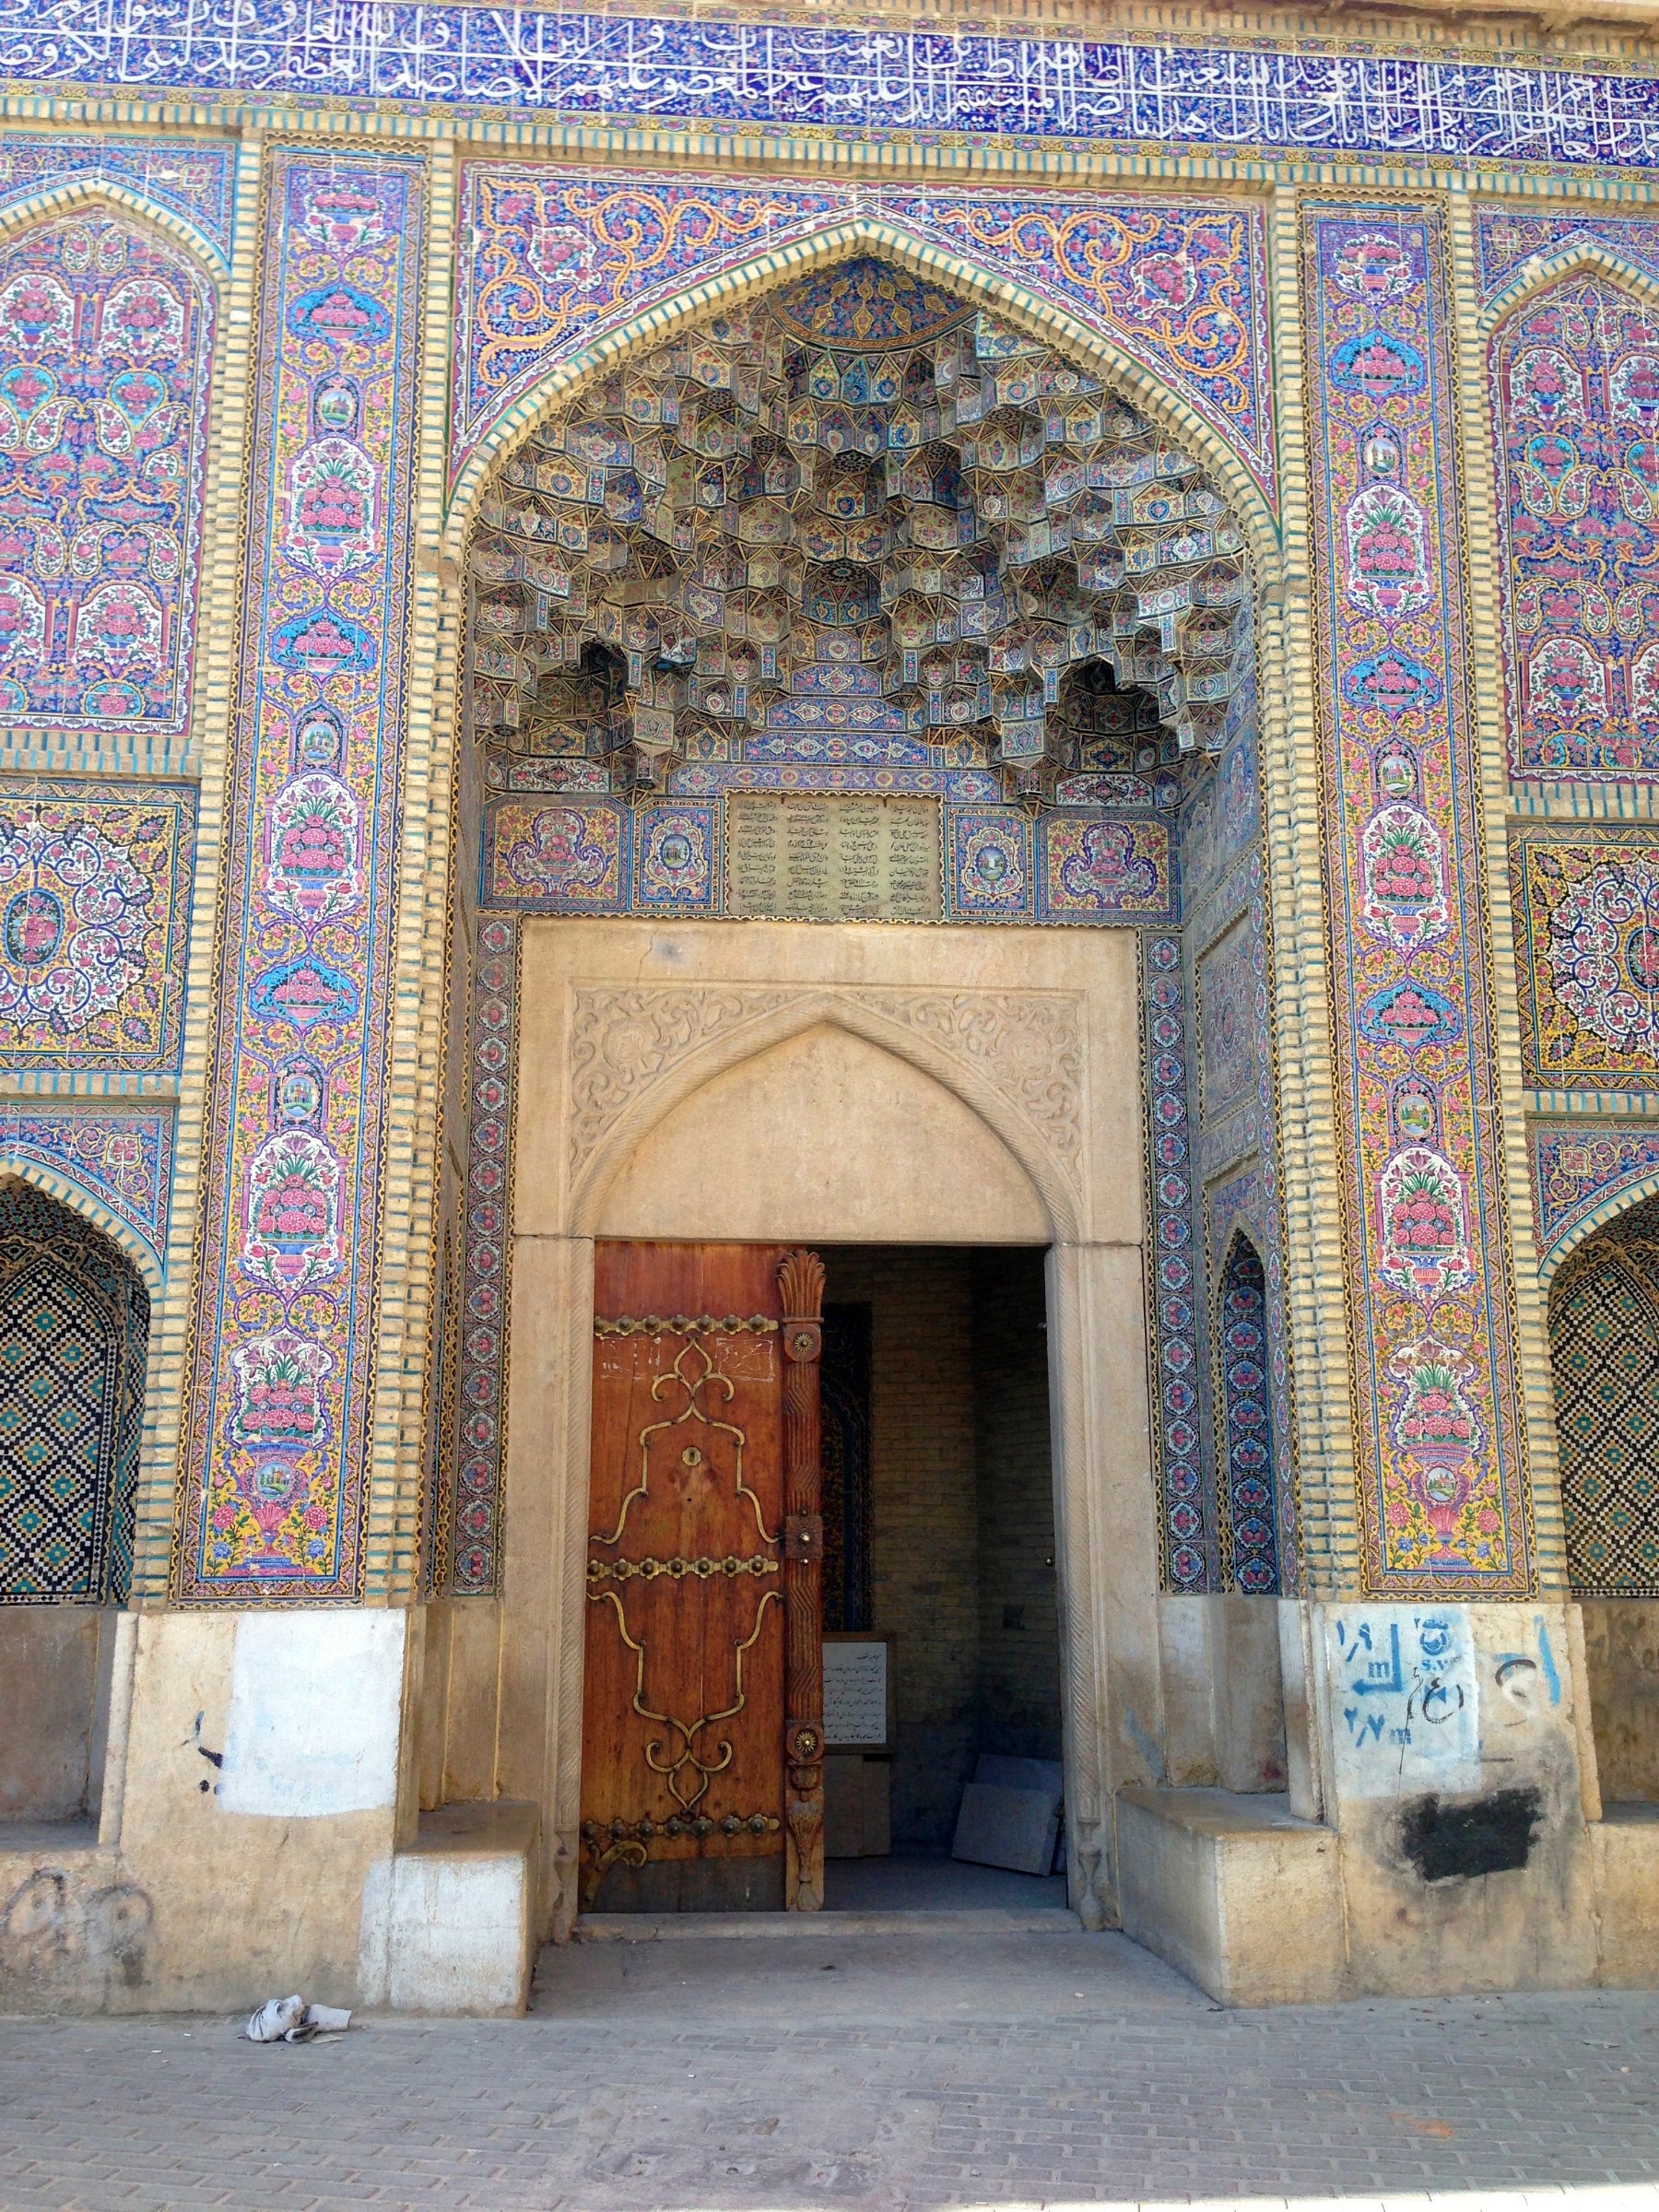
top-left (3, 0), bottom-right (1659, 2010)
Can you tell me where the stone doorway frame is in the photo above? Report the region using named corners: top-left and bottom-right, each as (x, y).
top-left (478, 919), bottom-right (1150, 1939)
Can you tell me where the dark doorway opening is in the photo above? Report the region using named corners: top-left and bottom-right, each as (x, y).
top-left (817, 1245), bottom-right (1067, 1913)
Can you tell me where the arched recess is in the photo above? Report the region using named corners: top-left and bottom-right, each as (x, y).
top-left (1487, 255), bottom-right (1659, 782)
top-left (444, 220), bottom-right (1281, 575)
top-left (1546, 1187), bottom-right (1659, 1806)
top-left (1546, 1191), bottom-right (1659, 1601)
top-left (0, 1176), bottom-right (152, 1607)
top-left (0, 1177), bottom-right (151, 1827)
top-left (590, 1015), bottom-right (1054, 1246)
top-left (572, 992), bottom-right (1077, 1244)
top-left (1213, 1230), bottom-right (1279, 1595)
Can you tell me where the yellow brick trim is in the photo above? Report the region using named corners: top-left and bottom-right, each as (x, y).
top-left (1447, 185), bottom-right (1566, 1597)
top-left (360, 136), bottom-right (460, 1602)
top-left (1260, 183), bottom-right (1363, 1596)
top-left (137, 129), bottom-right (265, 1608)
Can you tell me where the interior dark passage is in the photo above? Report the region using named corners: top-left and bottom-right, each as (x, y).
top-left (818, 1244), bottom-right (1066, 1911)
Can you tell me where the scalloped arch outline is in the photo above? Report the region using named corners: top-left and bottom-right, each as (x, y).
top-left (444, 218), bottom-right (1280, 578)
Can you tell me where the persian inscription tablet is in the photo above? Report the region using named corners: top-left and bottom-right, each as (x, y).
top-left (725, 794), bottom-right (942, 922)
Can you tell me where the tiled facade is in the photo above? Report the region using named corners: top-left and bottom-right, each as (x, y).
top-left (3, 0), bottom-right (1659, 2010)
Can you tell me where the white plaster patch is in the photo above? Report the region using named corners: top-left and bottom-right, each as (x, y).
top-left (218, 1610), bottom-right (404, 1818)
top-left (1328, 1604), bottom-right (1479, 1799)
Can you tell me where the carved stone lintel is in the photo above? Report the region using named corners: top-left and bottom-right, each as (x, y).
top-left (569, 987), bottom-right (1084, 1184)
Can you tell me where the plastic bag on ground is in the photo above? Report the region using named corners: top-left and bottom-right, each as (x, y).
top-left (242, 1995), bottom-right (352, 2042)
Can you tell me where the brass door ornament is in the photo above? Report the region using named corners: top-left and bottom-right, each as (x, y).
top-left (586, 1317), bottom-right (782, 1876)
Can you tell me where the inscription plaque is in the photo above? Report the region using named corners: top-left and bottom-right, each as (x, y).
top-left (823, 1640), bottom-right (889, 1749)
top-left (725, 794), bottom-right (942, 922)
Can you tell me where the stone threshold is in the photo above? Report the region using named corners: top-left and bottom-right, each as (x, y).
top-left (575, 1906), bottom-right (1081, 1940)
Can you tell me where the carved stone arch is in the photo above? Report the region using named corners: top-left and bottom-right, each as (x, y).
top-left (0, 1158), bottom-right (163, 1296)
top-left (1481, 237), bottom-right (1659, 340)
top-left (0, 175), bottom-right (227, 288)
top-left (569, 987), bottom-right (1083, 1243)
top-left (443, 217), bottom-right (1279, 576)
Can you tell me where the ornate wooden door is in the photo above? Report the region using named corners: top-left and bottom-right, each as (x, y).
top-left (581, 1241), bottom-right (825, 1913)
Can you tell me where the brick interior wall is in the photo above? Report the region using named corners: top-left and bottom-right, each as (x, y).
top-left (972, 1247), bottom-right (1064, 1765)
top-left (821, 1245), bottom-right (1058, 1853)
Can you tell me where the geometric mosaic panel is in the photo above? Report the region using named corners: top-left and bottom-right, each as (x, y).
top-left (0, 1181), bottom-right (148, 1604)
top-left (449, 915), bottom-right (518, 1597)
top-left (1548, 1194), bottom-right (1659, 1597)
top-left (1141, 932), bottom-right (1208, 1594)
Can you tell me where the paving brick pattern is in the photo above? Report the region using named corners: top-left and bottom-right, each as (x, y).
top-left (4, 1928), bottom-right (1659, 2210)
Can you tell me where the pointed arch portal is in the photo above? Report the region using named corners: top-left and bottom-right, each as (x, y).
top-left (424, 237), bottom-right (1287, 1942)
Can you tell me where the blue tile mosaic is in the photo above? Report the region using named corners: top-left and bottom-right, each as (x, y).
top-left (10, 6), bottom-right (1659, 169)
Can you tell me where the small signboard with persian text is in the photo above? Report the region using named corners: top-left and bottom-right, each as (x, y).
top-left (822, 1637), bottom-right (890, 1749)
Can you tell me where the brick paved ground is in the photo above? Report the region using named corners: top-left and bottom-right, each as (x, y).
top-left (5, 1925), bottom-right (1659, 2211)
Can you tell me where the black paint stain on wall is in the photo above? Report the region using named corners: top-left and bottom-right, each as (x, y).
top-left (1399, 1787), bottom-right (1543, 1881)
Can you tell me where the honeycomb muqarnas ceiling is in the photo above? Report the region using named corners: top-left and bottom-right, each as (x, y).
top-left (468, 257), bottom-right (1253, 803)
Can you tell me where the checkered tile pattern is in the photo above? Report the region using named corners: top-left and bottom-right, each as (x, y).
top-left (1549, 1195), bottom-right (1659, 1597)
top-left (0, 1184), bottom-right (147, 1604)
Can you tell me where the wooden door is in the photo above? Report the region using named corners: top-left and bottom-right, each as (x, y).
top-left (581, 1241), bottom-right (825, 1913)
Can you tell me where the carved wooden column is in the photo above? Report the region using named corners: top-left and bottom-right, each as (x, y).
top-left (778, 1247), bottom-right (826, 1911)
